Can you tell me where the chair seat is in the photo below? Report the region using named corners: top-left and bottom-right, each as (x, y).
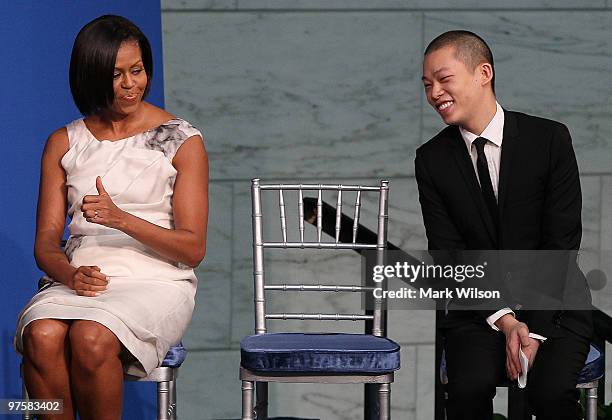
top-left (161, 342), bottom-right (187, 368)
top-left (577, 345), bottom-right (604, 383)
top-left (240, 333), bottom-right (400, 374)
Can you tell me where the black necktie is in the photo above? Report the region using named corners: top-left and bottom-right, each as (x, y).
top-left (473, 137), bottom-right (498, 228)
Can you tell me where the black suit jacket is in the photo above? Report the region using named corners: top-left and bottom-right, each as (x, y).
top-left (415, 110), bottom-right (592, 339)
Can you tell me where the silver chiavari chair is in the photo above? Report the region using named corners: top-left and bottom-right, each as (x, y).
top-left (239, 179), bottom-right (400, 420)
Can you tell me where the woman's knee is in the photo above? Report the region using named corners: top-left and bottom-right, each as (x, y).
top-left (69, 321), bottom-right (121, 371)
top-left (22, 319), bottom-right (70, 364)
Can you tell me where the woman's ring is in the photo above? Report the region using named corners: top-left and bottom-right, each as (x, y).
top-left (94, 210), bottom-right (99, 218)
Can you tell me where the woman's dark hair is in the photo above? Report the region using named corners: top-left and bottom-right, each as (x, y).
top-left (69, 15), bottom-right (153, 115)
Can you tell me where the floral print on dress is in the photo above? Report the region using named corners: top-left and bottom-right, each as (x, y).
top-left (142, 119), bottom-right (201, 161)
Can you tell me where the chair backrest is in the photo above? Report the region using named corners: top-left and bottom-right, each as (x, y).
top-left (251, 179), bottom-right (389, 337)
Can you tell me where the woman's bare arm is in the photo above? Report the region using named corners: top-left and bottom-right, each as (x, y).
top-left (33, 129), bottom-right (78, 285)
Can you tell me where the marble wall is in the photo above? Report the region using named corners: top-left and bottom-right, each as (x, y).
top-left (161, 2), bottom-right (612, 418)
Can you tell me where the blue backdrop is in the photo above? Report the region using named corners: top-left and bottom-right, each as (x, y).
top-left (0, 1), bottom-right (164, 417)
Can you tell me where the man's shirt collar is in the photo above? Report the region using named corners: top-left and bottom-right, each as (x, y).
top-left (459, 102), bottom-right (504, 149)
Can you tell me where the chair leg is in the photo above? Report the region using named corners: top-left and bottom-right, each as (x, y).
top-left (255, 381), bottom-right (268, 419)
top-left (378, 383), bottom-right (391, 420)
top-left (157, 380), bottom-right (171, 420)
top-left (242, 380), bottom-right (255, 420)
top-left (168, 373), bottom-right (177, 420)
top-left (585, 385), bottom-right (598, 420)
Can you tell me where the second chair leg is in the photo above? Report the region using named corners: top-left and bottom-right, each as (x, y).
top-left (242, 380), bottom-right (255, 420)
top-left (378, 383), bottom-right (391, 420)
top-left (255, 381), bottom-right (268, 420)
top-left (168, 375), bottom-right (177, 420)
top-left (157, 380), bottom-right (171, 420)
top-left (585, 386), bottom-right (598, 420)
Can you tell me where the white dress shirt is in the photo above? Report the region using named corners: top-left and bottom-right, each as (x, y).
top-left (459, 102), bottom-right (504, 198)
top-left (458, 102), bottom-right (546, 342)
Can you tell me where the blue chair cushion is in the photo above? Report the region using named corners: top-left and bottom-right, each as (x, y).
top-left (240, 333), bottom-right (400, 374)
top-left (161, 342), bottom-right (187, 368)
top-left (577, 344), bottom-right (604, 383)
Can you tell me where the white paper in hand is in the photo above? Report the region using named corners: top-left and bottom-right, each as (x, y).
top-left (517, 346), bottom-right (529, 388)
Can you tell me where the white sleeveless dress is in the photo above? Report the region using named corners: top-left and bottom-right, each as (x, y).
top-left (15, 118), bottom-right (203, 377)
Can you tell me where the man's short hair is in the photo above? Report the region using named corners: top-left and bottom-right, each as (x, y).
top-left (425, 30), bottom-right (495, 92)
top-left (69, 15), bottom-right (153, 116)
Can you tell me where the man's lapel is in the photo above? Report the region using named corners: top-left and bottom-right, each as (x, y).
top-left (448, 126), bottom-right (498, 244)
top-left (498, 110), bottom-right (519, 219)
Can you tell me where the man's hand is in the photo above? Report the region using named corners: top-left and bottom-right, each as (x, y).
top-left (521, 337), bottom-right (540, 370)
top-left (495, 314), bottom-right (534, 380)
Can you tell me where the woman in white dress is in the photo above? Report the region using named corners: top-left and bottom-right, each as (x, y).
top-left (14, 15), bottom-right (208, 420)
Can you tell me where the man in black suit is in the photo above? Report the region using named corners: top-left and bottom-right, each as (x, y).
top-left (416, 31), bottom-right (592, 420)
